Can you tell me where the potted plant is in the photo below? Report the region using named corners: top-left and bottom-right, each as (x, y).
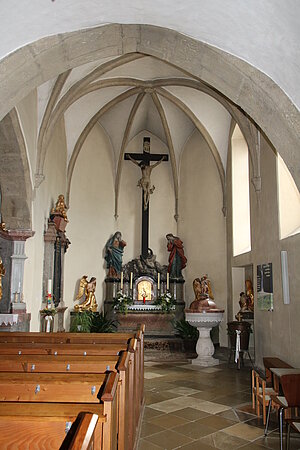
top-left (90, 312), bottom-right (117, 333)
top-left (154, 292), bottom-right (176, 313)
top-left (173, 318), bottom-right (198, 356)
top-left (70, 310), bottom-right (93, 333)
top-left (113, 291), bottom-right (133, 314)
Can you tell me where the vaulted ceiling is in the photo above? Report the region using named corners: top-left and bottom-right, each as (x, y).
top-left (34, 53), bottom-right (237, 218)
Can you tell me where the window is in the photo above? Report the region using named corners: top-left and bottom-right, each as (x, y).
top-left (231, 125), bottom-right (251, 256)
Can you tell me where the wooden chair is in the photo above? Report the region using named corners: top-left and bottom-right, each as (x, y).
top-left (265, 373), bottom-right (300, 450)
top-left (252, 369), bottom-right (276, 424)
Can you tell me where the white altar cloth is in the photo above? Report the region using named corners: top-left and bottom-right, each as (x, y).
top-left (0, 314), bottom-right (18, 325)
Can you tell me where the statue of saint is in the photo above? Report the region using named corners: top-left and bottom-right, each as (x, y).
top-left (127, 155), bottom-right (164, 210)
top-left (105, 232), bottom-right (127, 278)
top-left (74, 276), bottom-right (97, 312)
top-left (51, 194), bottom-right (68, 222)
top-left (166, 233), bottom-right (187, 278)
top-left (245, 279), bottom-right (254, 311)
top-left (0, 257), bottom-right (5, 301)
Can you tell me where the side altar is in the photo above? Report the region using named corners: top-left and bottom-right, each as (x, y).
top-left (104, 249), bottom-right (185, 336)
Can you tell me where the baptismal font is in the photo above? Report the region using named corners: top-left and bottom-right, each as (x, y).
top-left (185, 275), bottom-right (224, 366)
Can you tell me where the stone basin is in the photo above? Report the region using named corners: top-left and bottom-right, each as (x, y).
top-left (185, 310), bottom-right (224, 366)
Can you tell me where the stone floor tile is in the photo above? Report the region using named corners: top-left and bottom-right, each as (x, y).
top-left (143, 407), bottom-right (165, 420)
top-left (187, 399), bottom-right (232, 414)
top-left (141, 421), bottom-right (166, 438)
top-left (167, 387), bottom-right (201, 396)
top-left (197, 414), bottom-right (236, 431)
top-left (148, 412), bottom-right (189, 429)
top-left (172, 407), bottom-right (211, 421)
top-left (150, 396), bottom-right (199, 413)
top-left (217, 408), bottom-right (257, 423)
top-left (144, 429), bottom-right (194, 449)
top-left (223, 422), bottom-right (265, 441)
top-left (144, 372), bottom-right (165, 379)
top-left (146, 391), bottom-right (182, 405)
top-left (172, 420), bottom-right (216, 440)
top-left (178, 440), bottom-right (215, 449)
top-left (200, 430), bottom-right (248, 449)
top-left (138, 438), bottom-right (165, 449)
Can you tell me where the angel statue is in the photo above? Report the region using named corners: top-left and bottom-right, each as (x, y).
top-left (74, 275), bottom-right (98, 312)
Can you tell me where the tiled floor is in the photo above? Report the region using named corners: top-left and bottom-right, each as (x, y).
top-left (138, 355), bottom-right (300, 450)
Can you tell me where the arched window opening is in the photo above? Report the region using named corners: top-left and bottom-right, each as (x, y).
top-left (231, 125), bottom-right (251, 256)
top-left (277, 154), bottom-right (300, 239)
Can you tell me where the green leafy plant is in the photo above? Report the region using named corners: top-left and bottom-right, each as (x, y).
top-left (173, 319), bottom-right (199, 340)
top-left (90, 312), bottom-right (117, 333)
top-left (40, 308), bottom-right (57, 317)
top-left (154, 291), bottom-right (176, 313)
top-left (70, 310), bottom-right (93, 333)
top-left (113, 290), bottom-right (133, 314)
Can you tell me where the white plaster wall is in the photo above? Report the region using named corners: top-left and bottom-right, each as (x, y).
top-left (23, 117), bottom-right (67, 331)
top-left (64, 123), bottom-right (115, 328)
top-left (1, 1), bottom-right (300, 108)
top-left (16, 90), bottom-right (38, 188)
top-left (179, 131), bottom-right (227, 345)
top-left (251, 137), bottom-right (300, 368)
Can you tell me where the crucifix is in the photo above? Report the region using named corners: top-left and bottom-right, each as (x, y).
top-left (124, 137), bottom-right (168, 259)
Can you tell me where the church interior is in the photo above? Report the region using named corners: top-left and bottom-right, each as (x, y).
top-left (0, 1), bottom-right (300, 448)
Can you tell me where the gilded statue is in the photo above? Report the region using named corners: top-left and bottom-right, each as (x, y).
top-left (74, 276), bottom-right (98, 312)
top-left (51, 194), bottom-right (68, 222)
top-left (0, 257), bottom-right (5, 301)
top-left (189, 276), bottom-right (217, 311)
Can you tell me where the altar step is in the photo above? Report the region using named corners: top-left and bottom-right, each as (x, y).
top-left (144, 336), bottom-right (197, 361)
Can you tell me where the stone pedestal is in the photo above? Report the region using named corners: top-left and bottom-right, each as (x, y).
top-left (185, 311), bottom-right (224, 366)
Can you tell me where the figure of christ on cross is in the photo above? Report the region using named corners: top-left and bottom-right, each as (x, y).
top-left (124, 137), bottom-right (168, 258)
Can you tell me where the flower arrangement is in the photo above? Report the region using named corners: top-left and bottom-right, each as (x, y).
top-left (154, 291), bottom-right (176, 313)
top-left (40, 308), bottom-right (57, 317)
top-left (113, 290), bottom-right (133, 314)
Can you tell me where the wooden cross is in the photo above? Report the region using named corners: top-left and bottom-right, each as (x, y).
top-left (124, 137), bottom-right (168, 259)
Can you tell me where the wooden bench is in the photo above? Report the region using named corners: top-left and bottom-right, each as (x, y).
top-left (0, 371), bottom-right (119, 450)
top-left (0, 328), bottom-right (145, 449)
top-left (59, 412), bottom-right (99, 450)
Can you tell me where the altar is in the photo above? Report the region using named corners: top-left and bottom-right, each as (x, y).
top-left (104, 251), bottom-right (185, 337)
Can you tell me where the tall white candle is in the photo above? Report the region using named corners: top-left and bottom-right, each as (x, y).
top-left (167, 273), bottom-right (169, 290)
top-left (120, 272), bottom-right (123, 289)
top-left (48, 279), bottom-right (52, 295)
top-left (157, 273), bottom-right (160, 289)
top-left (130, 272), bottom-right (133, 289)
top-left (17, 282), bottom-right (21, 294)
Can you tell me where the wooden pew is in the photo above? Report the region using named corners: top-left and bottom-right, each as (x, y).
top-left (0, 328), bottom-right (145, 449)
top-left (0, 351), bottom-right (133, 450)
top-left (59, 412), bottom-right (99, 450)
top-left (0, 371), bottom-right (119, 450)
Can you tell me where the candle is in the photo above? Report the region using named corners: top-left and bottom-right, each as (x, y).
top-left (120, 272), bottom-right (123, 289)
top-left (157, 273), bottom-right (160, 289)
top-left (17, 282), bottom-right (21, 294)
top-left (167, 273), bottom-right (169, 290)
top-left (48, 279), bottom-right (52, 295)
top-left (130, 272), bottom-right (133, 289)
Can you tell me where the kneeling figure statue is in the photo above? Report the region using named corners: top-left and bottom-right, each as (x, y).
top-left (74, 275), bottom-right (98, 312)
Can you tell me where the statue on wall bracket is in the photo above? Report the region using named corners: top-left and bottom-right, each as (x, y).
top-left (105, 232), bottom-right (127, 278)
top-left (166, 233), bottom-right (187, 278)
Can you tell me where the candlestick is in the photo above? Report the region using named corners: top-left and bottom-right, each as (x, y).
top-left (167, 273), bottom-right (169, 290)
top-left (130, 272), bottom-right (133, 289)
top-left (120, 271), bottom-right (123, 289)
top-left (48, 279), bottom-right (52, 295)
top-left (157, 273), bottom-right (160, 290)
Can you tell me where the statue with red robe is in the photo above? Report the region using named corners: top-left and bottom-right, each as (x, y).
top-left (166, 233), bottom-right (187, 278)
